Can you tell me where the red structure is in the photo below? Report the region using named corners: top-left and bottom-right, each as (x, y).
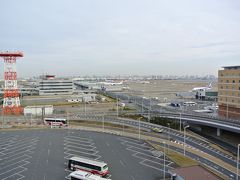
top-left (0, 51), bottom-right (23, 115)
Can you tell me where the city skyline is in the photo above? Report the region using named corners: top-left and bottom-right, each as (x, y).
top-left (0, 0), bottom-right (240, 77)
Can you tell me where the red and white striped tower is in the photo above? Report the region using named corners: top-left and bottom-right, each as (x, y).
top-left (0, 51), bottom-right (23, 115)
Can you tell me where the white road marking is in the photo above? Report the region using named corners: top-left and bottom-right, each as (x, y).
top-left (120, 160), bottom-right (125, 167)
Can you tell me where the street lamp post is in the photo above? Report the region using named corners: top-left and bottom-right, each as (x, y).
top-left (179, 113), bottom-right (182, 132)
top-left (138, 117), bottom-right (143, 140)
top-left (116, 97), bottom-right (119, 117)
top-left (30, 113), bottom-right (32, 126)
top-left (167, 123), bottom-right (170, 153)
top-left (84, 100), bottom-right (86, 117)
top-left (148, 98), bottom-right (151, 122)
top-left (122, 119), bottom-right (124, 135)
top-left (163, 141), bottom-right (166, 180)
top-left (184, 125), bottom-right (190, 156)
top-left (102, 114), bottom-right (105, 131)
top-left (237, 144), bottom-right (240, 180)
top-left (1, 108), bottom-right (4, 128)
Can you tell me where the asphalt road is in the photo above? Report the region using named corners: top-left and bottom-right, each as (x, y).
top-left (0, 129), bottom-right (171, 180)
top-left (72, 114), bottom-right (239, 179)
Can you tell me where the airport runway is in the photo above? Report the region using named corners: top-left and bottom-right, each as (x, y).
top-left (0, 129), bottom-right (172, 180)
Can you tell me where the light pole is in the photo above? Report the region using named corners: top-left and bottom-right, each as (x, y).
top-left (116, 97), bottom-right (119, 117)
top-left (138, 117), bottom-right (143, 140)
top-left (179, 113), bottom-right (182, 132)
top-left (163, 141), bottom-right (166, 180)
top-left (167, 123), bottom-right (170, 153)
top-left (148, 97), bottom-right (151, 122)
top-left (84, 100), bottom-right (86, 117)
top-left (237, 144), bottom-right (240, 180)
top-left (184, 125), bottom-right (190, 156)
top-left (102, 114), bottom-right (105, 131)
top-left (67, 110), bottom-right (70, 128)
top-left (122, 119), bottom-right (124, 135)
top-left (30, 113), bottom-right (32, 126)
top-left (1, 108), bottom-right (4, 128)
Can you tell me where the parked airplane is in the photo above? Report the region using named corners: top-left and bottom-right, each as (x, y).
top-left (98, 80), bottom-right (123, 86)
top-left (192, 82), bottom-right (212, 91)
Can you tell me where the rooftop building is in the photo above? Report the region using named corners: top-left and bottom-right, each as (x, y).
top-left (218, 66), bottom-right (240, 120)
top-left (38, 75), bottom-right (73, 96)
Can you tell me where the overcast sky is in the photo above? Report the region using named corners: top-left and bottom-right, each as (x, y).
top-left (0, 0), bottom-right (240, 77)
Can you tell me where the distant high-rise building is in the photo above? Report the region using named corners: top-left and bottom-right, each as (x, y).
top-left (218, 66), bottom-right (240, 120)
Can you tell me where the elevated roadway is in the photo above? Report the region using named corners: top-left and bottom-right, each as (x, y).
top-left (69, 114), bottom-right (239, 179)
top-left (102, 91), bottom-right (240, 134)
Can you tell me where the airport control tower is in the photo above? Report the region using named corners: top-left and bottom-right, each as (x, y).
top-left (0, 51), bottom-right (23, 115)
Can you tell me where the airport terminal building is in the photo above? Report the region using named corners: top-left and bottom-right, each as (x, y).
top-left (218, 66), bottom-right (240, 120)
top-left (38, 75), bottom-right (73, 95)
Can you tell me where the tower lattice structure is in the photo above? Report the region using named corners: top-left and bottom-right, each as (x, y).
top-left (0, 51), bottom-right (23, 115)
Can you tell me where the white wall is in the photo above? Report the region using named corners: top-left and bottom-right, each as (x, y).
top-left (24, 106), bottom-right (53, 116)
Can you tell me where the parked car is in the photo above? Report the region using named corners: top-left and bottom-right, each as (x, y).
top-left (152, 127), bottom-right (163, 133)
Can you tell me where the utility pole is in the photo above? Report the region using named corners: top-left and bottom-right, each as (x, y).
top-left (116, 97), bottom-right (119, 117)
top-left (167, 123), bottom-right (170, 153)
top-left (148, 97), bottom-right (151, 122)
top-left (163, 141), bottom-right (166, 180)
top-left (138, 117), bottom-right (143, 140)
top-left (102, 114), bottom-right (105, 131)
top-left (237, 144), bottom-right (240, 180)
top-left (84, 100), bottom-right (86, 117)
top-left (184, 125), bottom-right (190, 156)
top-left (179, 113), bottom-right (182, 132)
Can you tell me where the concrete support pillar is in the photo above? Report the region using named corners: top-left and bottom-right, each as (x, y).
top-left (217, 128), bottom-right (221, 137)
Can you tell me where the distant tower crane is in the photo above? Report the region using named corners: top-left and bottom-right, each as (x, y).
top-left (0, 51), bottom-right (23, 115)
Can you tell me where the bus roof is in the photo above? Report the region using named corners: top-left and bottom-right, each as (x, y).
top-left (69, 156), bottom-right (107, 167)
top-left (44, 118), bottom-right (66, 121)
top-left (70, 170), bottom-right (110, 180)
top-left (70, 170), bottom-right (90, 177)
top-left (184, 101), bottom-right (196, 104)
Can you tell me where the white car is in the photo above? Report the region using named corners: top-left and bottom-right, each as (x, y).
top-left (152, 127), bottom-right (163, 133)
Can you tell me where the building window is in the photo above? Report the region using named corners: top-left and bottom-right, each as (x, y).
top-left (226, 80), bottom-right (229, 83)
top-left (233, 80), bottom-right (235, 83)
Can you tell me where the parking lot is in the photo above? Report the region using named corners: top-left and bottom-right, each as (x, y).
top-left (0, 133), bottom-right (39, 180)
top-left (119, 137), bottom-right (175, 174)
top-left (0, 129), bottom-right (173, 180)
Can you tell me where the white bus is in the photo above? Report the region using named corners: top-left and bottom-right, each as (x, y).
top-left (44, 118), bottom-right (68, 127)
top-left (183, 101), bottom-right (197, 106)
top-left (68, 157), bottom-right (109, 177)
top-left (69, 170), bottom-right (111, 180)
